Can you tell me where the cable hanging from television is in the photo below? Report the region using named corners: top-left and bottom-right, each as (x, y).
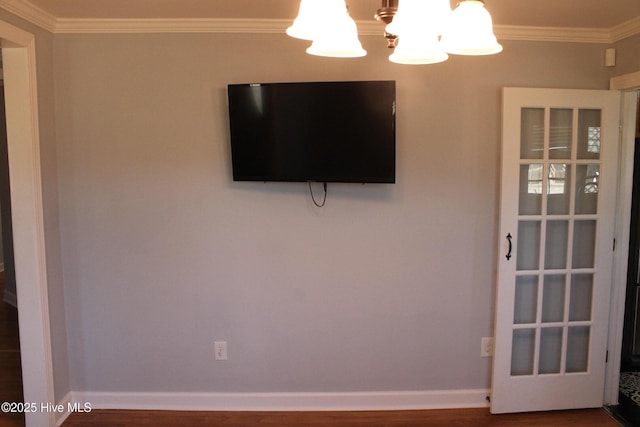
top-left (308, 182), bottom-right (327, 207)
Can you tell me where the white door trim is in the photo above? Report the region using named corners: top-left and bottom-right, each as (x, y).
top-left (0, 20), bottom-right (56, 426)
top-left (605, 71), bottom-right (640, 405)
top-left (611, 71), bottom-right (640, 91)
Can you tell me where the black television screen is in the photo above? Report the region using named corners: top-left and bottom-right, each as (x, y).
top-left (227, 80), bottom-right (396, 183)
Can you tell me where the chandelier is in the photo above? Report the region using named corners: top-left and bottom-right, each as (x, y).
top-left (286, 0), bottom-right (503, 64)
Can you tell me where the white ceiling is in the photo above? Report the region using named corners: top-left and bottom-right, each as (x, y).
top-left (21, 0), bottom-right (640, 29)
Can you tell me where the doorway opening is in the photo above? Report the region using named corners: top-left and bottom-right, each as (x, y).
top-left (616, 92), bottom-right (640, 425)
top-left (0, 20), bottom-right (56, 427)
top-left (0, 76), bottom-right (22, 425)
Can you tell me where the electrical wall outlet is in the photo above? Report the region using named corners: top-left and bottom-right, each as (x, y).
top-left (481, 337), bottom-right (494, 357)
top-left (214, 341), bottom-right (228, 361)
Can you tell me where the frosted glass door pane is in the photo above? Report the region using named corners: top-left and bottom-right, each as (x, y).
top-left (542, 275), bottom-right (565, 323)
top-left (569, 274), bottom-right (593, 321)
top-left (577, 109), bottom-right (601, 160)
top-left (545, 221), bottom-right (568, 269)
top-left (514, 276), bottom-right (538, 324)
top-left (512, 329), bottom-right (536, 376)
top-left (521, 108), bottom-right (544, 159)
top-left (517, 221), bottom-right (541, 271)
top-left (575, 164), bottom-right (599, 215)
top-left (549, 109), bottom-right (572, 159)
top-left (539, 327), bottom-right (563, 374)
top-left (519, 164), bottom-right (543, 215)
top-left (566, 326), bottom-right (590, 373)
top-left (547, 164), bottom-right (571, 215)
top-left (572, 220), bottom-right (596, 268)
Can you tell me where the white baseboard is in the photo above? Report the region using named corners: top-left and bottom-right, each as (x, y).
top-left (2, 289), bottom-right (16, 308)
top-left (55, 392), bottom-right (73, 427)
top-left (71, 389), bottom-right (490, 412)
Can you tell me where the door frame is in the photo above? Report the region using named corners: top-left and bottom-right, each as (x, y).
top-left (0, 20), bottom-right (56, 426)
top-left (605, 72), bottom-right (640, 405)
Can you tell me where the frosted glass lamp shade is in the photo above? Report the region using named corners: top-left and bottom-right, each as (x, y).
top-left (286, 0), bottom-right (325, 40)
top-left (307, 10), bottom-right (366, 58)
top-left (440, 0), bottom-right (503, 56)
top-left (389, 34), bottom-right (448, 64)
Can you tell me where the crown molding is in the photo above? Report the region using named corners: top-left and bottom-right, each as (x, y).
top-left (0, 0), bottom-right (55, 32)
top-left (611, 15), bottom-right (640, 42)
top-left (54, 18), bottom-right (290, 34)
top-left (493, 25), bottom-right (612, 43)
top-left (51, 18), bottom-right (640, 44)
top-left (356, 21), bottom-right (614, 43)
top-left (1, 0), bottom-right (639, 44)
top-left (54, 18), bottom-right (632, 44)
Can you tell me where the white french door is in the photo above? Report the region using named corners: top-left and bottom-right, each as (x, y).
top-left (491, 88), bottom-right (621, 414)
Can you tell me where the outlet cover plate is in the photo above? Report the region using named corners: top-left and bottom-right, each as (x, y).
top-left (214, 341), bottom-right (228, 361)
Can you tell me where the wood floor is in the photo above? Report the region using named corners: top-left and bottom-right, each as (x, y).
top-left (0, 271), bottom-right (24, 427)
top-left (62, 408), bottom-right (620, 426)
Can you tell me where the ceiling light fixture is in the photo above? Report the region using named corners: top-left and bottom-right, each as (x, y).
top-left (287, 0), bottom-right (502, 63)
top-left (288, 0), bottom-right (366, 57)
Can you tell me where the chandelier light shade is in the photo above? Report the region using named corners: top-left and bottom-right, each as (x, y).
top-left (286, 0), bottom-right (502, 62)
top-left (286, 0), bottom-right (325, 40)
top-left (386, 0), bottom-right (450, 64)
top-left (440, 0), bottom-right (503, 56)
top-left (389, 35), bottom-right (448, 65)
top-left (306, 1), bottom-right (367, 58)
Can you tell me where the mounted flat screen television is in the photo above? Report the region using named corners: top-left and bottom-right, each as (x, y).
top-left (227, 80), bottom-right (396, 183)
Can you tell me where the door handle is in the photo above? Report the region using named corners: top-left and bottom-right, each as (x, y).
top-left (506, 233), bottom-right (513, 260)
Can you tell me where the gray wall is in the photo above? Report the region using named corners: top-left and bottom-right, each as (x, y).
top-left (54, 32), bottom-right (622, 393)
top-left (614, 33), bottom-right (640, 77)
